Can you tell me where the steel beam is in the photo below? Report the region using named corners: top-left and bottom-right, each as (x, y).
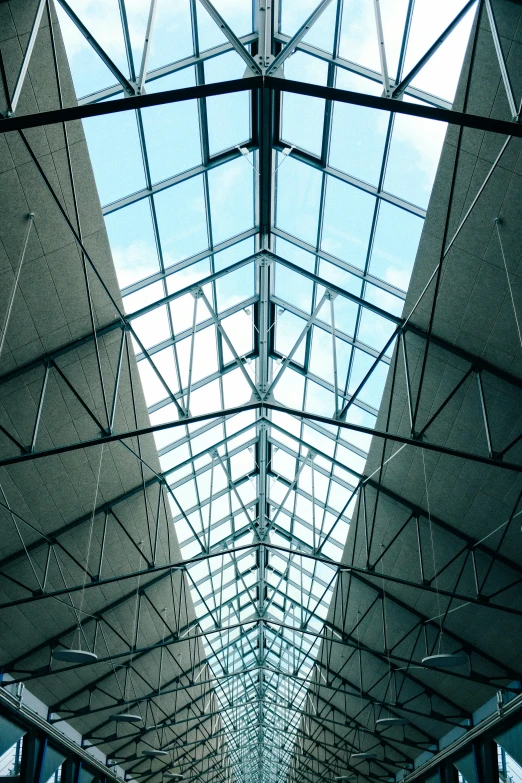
top-left (3, 75), bottom-right (522, 138)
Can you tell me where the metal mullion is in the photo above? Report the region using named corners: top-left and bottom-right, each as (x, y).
top-left (271, 293), bottom-right (388, 362)
top-left (122, 230), bottom-right (257, 295)
top-left (273, 365), bottom-right (375, 422)
top-left (176, 489), bottom-right (252, 551)
top-left (147, 355), bottom-right (254, 416)
top-left (270, 414), bottom-right (366, 463)
top-left (268, 481), bottom-right (352, 543)
top-left (186, 291), bottom-right (201, 414)
top-left (271, 231), bottom-right (406, 298)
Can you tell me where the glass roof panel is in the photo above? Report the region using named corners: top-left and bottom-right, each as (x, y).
top-left (142, 72), bottom-right (202, 181)
top-left (321, 176), bottom-right (376, 268)
top-left (329, 71), bottom-right (388, 185)
top-left (83, 110), bottom-right (146, 205)
top-left (276, 157), bottom-right (322, 245)
top-left (106, 199), bottom-right (160, 288)
top-left (384, 108), bottom-right (448, 208)
top-left (154, 175), bottom-right (208, 260)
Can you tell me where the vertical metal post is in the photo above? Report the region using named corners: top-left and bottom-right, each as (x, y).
top-left (373, 0), bottom-right (390, 96)
top-left (10, 1), bottom-right (46, 114)
top-left (137, 0), bottom-right (159, 92)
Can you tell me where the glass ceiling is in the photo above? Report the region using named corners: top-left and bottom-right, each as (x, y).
top-left (56, 1), bottom-right (475, 781)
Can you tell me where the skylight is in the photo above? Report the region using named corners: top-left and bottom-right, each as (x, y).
top-left (55, 1), bottom-right (476, 781)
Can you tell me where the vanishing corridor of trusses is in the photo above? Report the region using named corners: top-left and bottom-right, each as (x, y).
top-left (2, 1), bottom-right (522, 783)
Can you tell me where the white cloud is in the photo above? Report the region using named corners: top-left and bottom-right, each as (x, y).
top-left (112, 238), bottom-right (159, 288)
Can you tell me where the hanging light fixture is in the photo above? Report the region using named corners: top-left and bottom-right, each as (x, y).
top-left (421, 652), bottom-right (468, 668)
top-left (52, 648), bottom-right (98, 664)
top-left (111, 712), bottom-right (142, 723)
top-left (142, 749), bottom-right (168, 758)
top-left (334, 776), bottom-right (355, 781)
top-left (164, 775), bottom-right (184, 780)
top-left (376, 716), bottom-right (408, 728)
top-left (351, 753), bottom-right (376, 761)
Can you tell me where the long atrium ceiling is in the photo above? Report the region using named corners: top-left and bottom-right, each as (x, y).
top-left (1, 0), bottom-right (522, 782)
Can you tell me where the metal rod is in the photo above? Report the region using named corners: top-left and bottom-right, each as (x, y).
top-left (372, 0), bottom-right (390, 95)
top-left (137, 0), bottom-right (159, 92)
top-left (0, 213), bottom-right (34, 359)
top-left (10, 0), bottom-right (47, 113)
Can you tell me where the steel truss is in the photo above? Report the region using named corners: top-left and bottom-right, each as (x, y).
top-left (1, 1), bottom-right (522, 783)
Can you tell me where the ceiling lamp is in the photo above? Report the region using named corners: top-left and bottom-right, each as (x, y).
top-left (334, 776), bottom-right (355, 781)
top-left (421, 653), bottom-right (468, 668)
top-left (376, 717), bottom-right (408, 728)
top-left (111, 712), bottom-right (142, 723)
top-left (142, 749), bottom-right (168, 758)
top-left (164, 775), bottom-right (184, 780)
top-left (351, 753), bottom-right (377, 761)
top-left (52, 648), bottom-right (98, 664)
